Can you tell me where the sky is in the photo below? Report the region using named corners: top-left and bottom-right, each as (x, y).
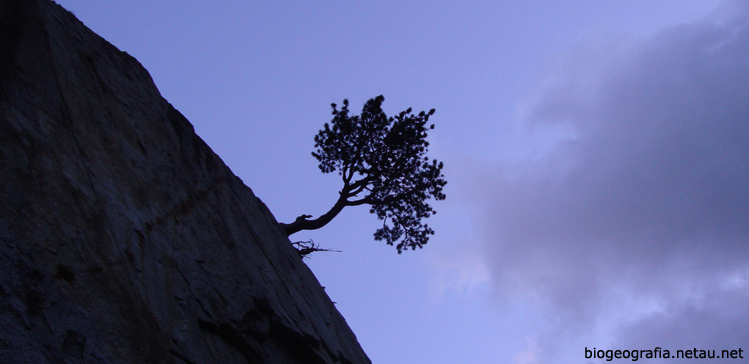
top-left (54, 1), bottom-right (748, 363)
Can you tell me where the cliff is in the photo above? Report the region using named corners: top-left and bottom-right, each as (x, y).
top-left (0, 0), bottom-right (370, 363)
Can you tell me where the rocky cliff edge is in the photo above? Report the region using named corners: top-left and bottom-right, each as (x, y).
top-left (0, 0), bottom-right (371, 363)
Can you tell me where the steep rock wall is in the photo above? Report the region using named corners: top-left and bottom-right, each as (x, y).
top-left (0, 0), bottom-right (370, 363)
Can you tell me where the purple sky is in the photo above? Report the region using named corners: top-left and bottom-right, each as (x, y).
top-left (55, 1), bottom-right (747, 363)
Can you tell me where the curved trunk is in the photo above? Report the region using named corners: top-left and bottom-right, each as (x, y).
top-left (281, 195), bottom-right (349, 236)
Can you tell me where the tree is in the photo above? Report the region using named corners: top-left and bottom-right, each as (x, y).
top-left (280, 95), bottom-right (446, 253)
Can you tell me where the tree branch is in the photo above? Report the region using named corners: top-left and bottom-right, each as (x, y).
top-left (346, 180), bottom-right (371, 198)
top-left (346, 197), bottom-right (372, 206)
top-left (281, 194), bottom-right (349, 235)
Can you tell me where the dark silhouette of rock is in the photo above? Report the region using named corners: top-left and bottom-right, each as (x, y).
top-left (0, 0), bottom-right (371, 362)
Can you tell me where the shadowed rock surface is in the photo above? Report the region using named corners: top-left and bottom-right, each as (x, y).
top-left (0, 0), bottom-right (370, 363)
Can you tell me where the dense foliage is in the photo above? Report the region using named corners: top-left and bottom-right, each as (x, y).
top-left (281, 95), bottom-right (446, 253)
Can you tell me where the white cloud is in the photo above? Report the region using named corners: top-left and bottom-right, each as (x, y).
top-left (513, 337), bottom-right (540, 364)
top-left (428, 242), bottom-right (491, 301)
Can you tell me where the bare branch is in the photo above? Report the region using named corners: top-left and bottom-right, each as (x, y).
top-left (292, 239), bottom-right (341, 259)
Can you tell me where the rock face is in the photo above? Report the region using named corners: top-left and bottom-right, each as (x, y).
top-left (0, 0), bottom-right (371, 363)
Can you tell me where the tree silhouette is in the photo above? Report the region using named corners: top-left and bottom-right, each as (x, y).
top-left (280, 95), bottom-right (446, 253)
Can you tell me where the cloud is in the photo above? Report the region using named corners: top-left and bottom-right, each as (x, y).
top-left (513, 337), bottom-right (540, 364)
top-left (471, 1), bottom-right (749, 361)
top-left (428, 246), bottom-right (490, 300)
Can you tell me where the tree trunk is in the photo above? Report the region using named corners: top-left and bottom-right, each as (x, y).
top-left (281, 195), bottom-right (348, 235)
